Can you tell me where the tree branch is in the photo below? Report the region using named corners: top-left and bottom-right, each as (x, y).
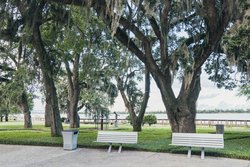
top-left (193, 0), bottom-right (234, 72)
top-left (160, 0), bottom-right (171, 69)
top-left (130, 0), bottom-right (161, 40)
top-left (147, 16), bottom-right (161, 39)
top-left (114, 27), bottom-right (145, 63)
top-left (119, 17), bottom-right (148, 42)
top-left (138, 66), bottom-right (150, 120)
top-left (0, 77), bottom-right (10, 82)
top-left (64, 60), bottom-right (74, 93)
top-left (170, 13), bottom-right (196, 28)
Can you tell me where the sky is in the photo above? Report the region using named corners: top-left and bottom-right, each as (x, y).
top-left (33, 72), bottom-right (250, 113)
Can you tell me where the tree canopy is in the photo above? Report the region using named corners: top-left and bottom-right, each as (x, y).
top-left (0, 0), bottom-right (248, 134)
top-left (45, 0), bottom-right (247, 133)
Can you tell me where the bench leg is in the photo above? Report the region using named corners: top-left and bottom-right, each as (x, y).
top-left (118, 144), bottom-right (122, 153)
top-left (108, 143), bottom-right (112, 153)
top-left (187, 147), bottom-right (192, 158)
top-left (201, 147), bottom-right (205, 159)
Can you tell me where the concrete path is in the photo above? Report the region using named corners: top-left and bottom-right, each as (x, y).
top-left (0, 144), bottom-right (249, 167)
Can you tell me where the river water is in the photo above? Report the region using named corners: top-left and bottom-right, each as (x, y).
top-left (10, 112), bottom-right (250, 121)
top-left (107, 113), bottom-right (250, 120)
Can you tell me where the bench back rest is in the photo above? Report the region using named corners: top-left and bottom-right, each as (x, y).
top-left (172, 133), bottom-right (224, 148)
top-left (97, 131), bottom-right (138, 144)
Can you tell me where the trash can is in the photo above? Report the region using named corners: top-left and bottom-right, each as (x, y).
top-left (62, 129), bottom-right (79, 150)
top-left (216, 124), bottom-right (224, 134)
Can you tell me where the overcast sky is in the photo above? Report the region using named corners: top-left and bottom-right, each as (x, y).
top-left (110, 72), bottom-right (250, 112)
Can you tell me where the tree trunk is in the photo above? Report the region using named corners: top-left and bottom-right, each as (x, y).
top-left (167, 101), bottom-right (197, 133)
top-left (45, 100), bottom-right (52, 127)
top-left (65, 54), bottom-right (80, 128)
top-left (118, 67), bottom-right (150, 132)
top-left (119, 87), bottom-right (141, 131)
top-left (100, 110), bottom-right (104, 130)
top-left (0, 116), bottom-right (3, 122)
top-left (19, 91), bottom-right (32, 128)
top-left (132, 117), bottom-right (143, 131)
top-left (137, 67), bottom-right (150, 130)
top-left (31, 4), bottom-right (63, 136)
top-left (155, 69), bottom-right (201, 133)
top-left (5, 113), bottom-right (8, 122)
top-left (24, 112), bottom-right (32, 128)
top-left (68, 84), bottom-right (80, 128)
top-left (69, 108), bottom-right (80, 128)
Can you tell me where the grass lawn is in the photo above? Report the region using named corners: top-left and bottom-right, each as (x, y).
top-left (0, 121), bottom-right (250, 160)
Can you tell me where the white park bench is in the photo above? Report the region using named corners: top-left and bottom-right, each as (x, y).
top-left (171, 133), bottom-right (224, 159)
top-left (96, 131), bottom-right (138, 153)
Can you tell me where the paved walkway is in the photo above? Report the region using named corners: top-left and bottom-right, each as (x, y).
top-left (0, 144), bottom-right (249, 167)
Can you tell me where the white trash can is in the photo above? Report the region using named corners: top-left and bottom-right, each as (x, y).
top-left (62, 130), bottom-right (79, 150)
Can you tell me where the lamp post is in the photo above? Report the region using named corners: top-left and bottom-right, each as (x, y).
top-left (114, 112), bottom-right (118, 128)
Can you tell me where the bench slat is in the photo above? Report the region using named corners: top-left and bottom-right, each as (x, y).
top-left (171, 133), bottom-right (224, 159)
top-left (171, 133), bottom-right (224, 148)
top-left (173, 133), bottom-right (223, 138)
top-left (96, 131), bottom-right (138, 144)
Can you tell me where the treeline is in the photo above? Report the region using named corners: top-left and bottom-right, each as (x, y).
top-left (197, 109), bottom-right (250, 113)
top-left (114, 109), bottom-right (250, 114)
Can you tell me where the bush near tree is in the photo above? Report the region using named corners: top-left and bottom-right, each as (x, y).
top-left (143, 115), bottom-right (157, 126)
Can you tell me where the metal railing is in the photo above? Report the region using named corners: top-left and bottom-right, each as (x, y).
top-left (80, 118), bottom-right (250, 127)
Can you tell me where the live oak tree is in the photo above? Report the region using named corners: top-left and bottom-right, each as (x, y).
top-left (54, 9), bottom-right (85, 128)
top-left (86, 33), bottom-right (150, 131)
top-left (118, 68), bottom-right (150, 132)
top-left (0, 0), bottom-right (119, 135)
top-left (1, 0), bottom-right (247, 135)
top-left (0, 42), bottom-right (34, 128)
top-left (0, 11), bottom-right (35, 128)
top-left (56, 10), bottom-right (118, 128)
top-left (6, 1), bottom-right (65, 136)
top-left (113, 50), bottom-right (150, 131)
top-left (0, 1), bottom-right (65, 135)
top-left (80, 49), bottom-right (118, 122)
top-left (47, 0), bottom-right (245, 133)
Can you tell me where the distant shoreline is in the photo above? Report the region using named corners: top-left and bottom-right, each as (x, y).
top-left (109, 110), bottom-right (250, 114)
top-left (29, 109), bottom-right (250, 115)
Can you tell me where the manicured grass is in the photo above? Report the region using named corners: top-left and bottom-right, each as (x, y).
top-left (0, 122), bottom-right (250, 160)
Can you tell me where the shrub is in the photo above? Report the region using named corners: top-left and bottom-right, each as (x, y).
top-left (143, 114), bottom-right (157, 126)
top-left (125, 115), bottom-right (132, 124)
